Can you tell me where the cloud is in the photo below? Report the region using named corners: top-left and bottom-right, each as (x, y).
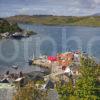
top-left (18, 8), bottom-right (30, 14)
top-left (0, 0), bottom-right (100, 17)
top-left (94, 0), bottom-right (100, 3)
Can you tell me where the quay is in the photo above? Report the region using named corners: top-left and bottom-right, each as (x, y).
top-left (32, 58), bottom-right (52, 69)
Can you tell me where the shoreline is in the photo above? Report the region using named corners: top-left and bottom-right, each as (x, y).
top-left (0, 31), bottom-right (37, 40)
top-left (18, 22), bottom-right (100, 27)
top-left (42, 24), bottom-right (100, 27)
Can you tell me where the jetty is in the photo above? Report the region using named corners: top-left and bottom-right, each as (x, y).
top-left (32, 59), bottom-right (52, 68)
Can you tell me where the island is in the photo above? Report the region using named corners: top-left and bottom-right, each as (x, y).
top-left (0, 18), bottom-right (37, 39)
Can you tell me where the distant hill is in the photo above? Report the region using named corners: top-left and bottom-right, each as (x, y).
top-left (6, 15), bottom-right (100, 27)
top-left (92, 13), bottom-right (100, 16)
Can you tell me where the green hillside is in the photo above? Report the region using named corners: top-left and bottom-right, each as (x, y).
top-left (6, 15), bottom-right (100, 26)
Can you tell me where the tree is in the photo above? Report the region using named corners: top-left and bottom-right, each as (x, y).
top-left (10, 23), bottom-right (22, 33)
top-left (55, 80), bottom-right (78, 100)
top-left (56, 56), bottom-right (100, 100)
top-left (74, 57), bottom-right (99, 100)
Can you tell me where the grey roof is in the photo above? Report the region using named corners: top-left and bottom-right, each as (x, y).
top-left (45, 80), bottom-right (54, 89)
top-left (0, 78), bottom-right (9, 83)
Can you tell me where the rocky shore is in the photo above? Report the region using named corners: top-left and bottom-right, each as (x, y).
top-left (0, 31), bottom-right (37, 39)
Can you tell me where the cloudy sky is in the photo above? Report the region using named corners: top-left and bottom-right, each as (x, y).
top-left (0, 0), bottom-right (100, 17)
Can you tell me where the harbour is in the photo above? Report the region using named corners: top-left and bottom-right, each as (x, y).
top-left (0, 24), bottom-right (100, 74)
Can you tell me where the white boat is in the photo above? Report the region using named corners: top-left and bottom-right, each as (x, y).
top-left (12, 65), bottom-right (18, 70)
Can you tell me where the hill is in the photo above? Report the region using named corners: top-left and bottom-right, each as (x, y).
top-left (6, 15), bottom-right (100, 27)
top-left (92, 13), bottom-right (100, 16)
top-left (0, 18), bottom-right (22, 33)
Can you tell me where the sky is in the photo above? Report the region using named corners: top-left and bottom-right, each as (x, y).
top-left (0, 0), bottom-right (100, 17)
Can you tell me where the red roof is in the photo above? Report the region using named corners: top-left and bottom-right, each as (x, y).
top-left (47, 56), bottom-right (57, 61)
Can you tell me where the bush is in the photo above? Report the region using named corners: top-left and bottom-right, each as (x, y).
top-left (13, 81), bottom-right (48, 100)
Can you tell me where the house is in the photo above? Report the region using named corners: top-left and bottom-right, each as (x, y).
top-left (64, 67), bottom-right (73, 76)
top-left (0, 78), bottom-right (9, 83)
top-left (57, 52), bottom-right (74, 70)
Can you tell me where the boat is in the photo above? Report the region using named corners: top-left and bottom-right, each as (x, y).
top-left (28, 59), bottom-right (33, 65)
top-left (12, 65), bottom-right (19, 70)
top-left (11, 32), bottom-right (24, 39)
